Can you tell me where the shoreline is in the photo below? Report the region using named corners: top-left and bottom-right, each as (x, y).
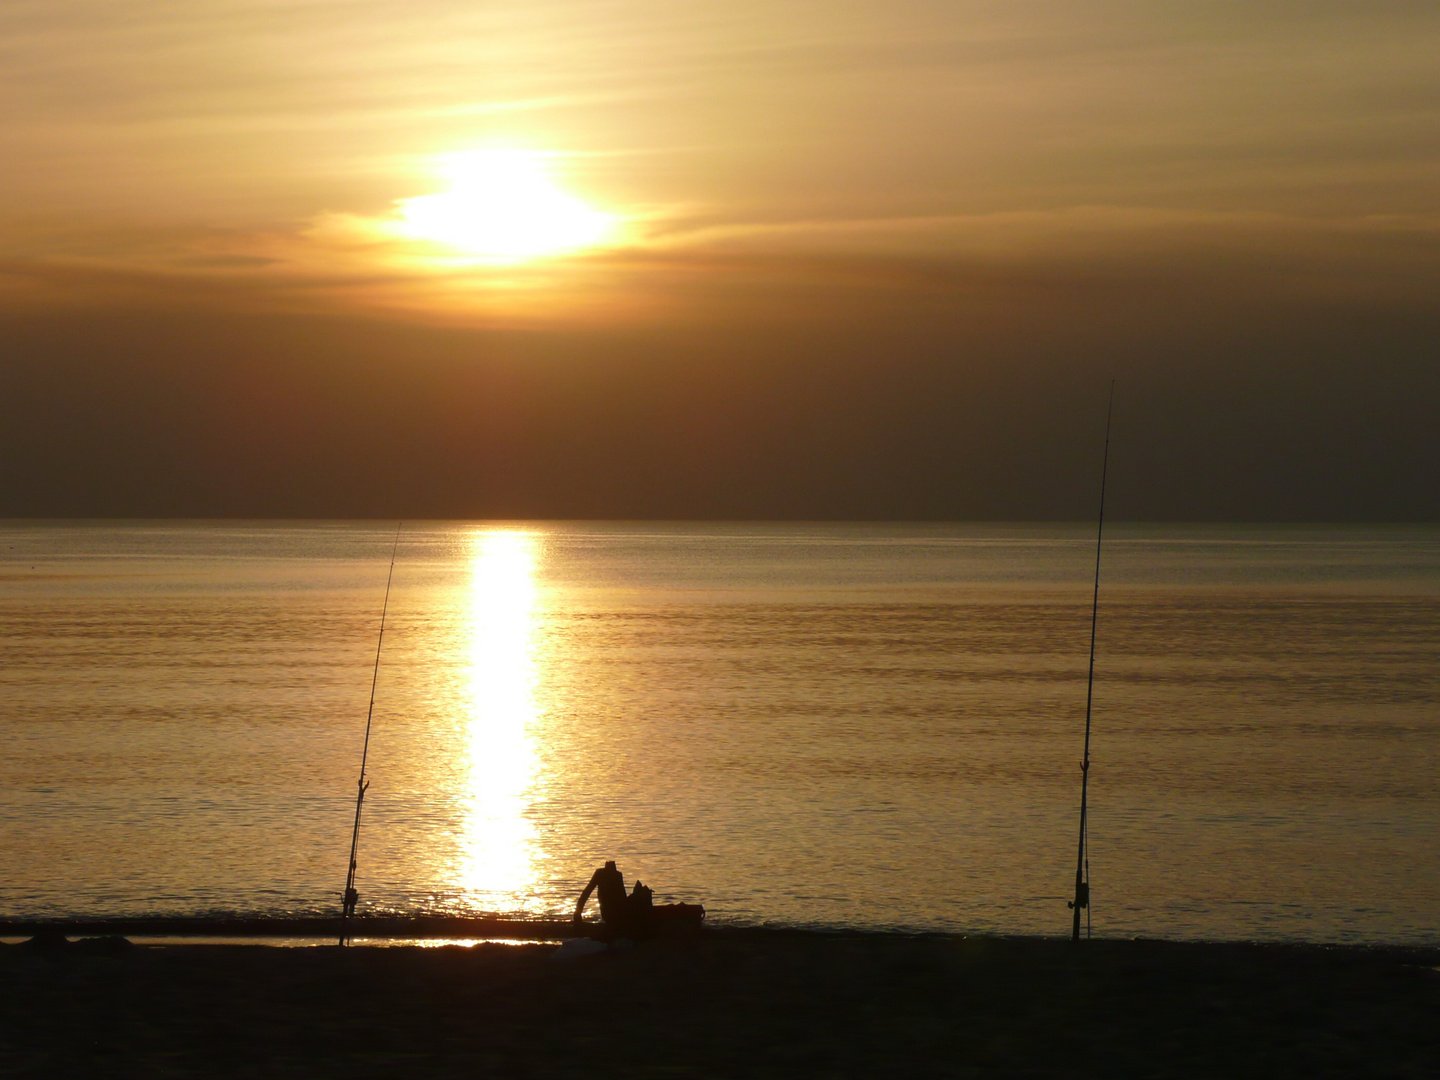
top-left (0, 914), bottom-right (583, 942)
top-left (2, 914), bottom-right (1439, 953)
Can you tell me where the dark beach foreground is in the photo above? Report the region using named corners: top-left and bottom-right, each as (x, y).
top-left (3, 929), bottom-right (1438, 1079)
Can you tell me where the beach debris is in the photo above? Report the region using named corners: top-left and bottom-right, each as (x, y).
top-left (19, 930), bottom-right (70, 953)
top-left (551, 937), bottom-right (608, 962)
top-left (75, 935), bottom-right (134, 955)
top-left (15, 932), bottom-right (134, 955)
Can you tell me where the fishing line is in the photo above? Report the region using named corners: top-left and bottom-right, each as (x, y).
top-left (340, 522), bottom-right (402, 947)
top-left (1071, 383), bottom-right (1113, 943)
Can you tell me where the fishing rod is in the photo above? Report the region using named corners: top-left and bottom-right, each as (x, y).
top-left (340, 523), bottom-right (402, 947)
top-left (1070, 384), bottom-right (1113, 943)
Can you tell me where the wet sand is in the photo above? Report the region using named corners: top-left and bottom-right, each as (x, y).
top-left (0, 914), bottom-right (581, 943)
top-left (3, 930), bottom-right (1438, 1078)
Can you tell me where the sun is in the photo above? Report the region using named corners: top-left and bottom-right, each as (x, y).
top-left (394, 149), bottom-right (615, 263)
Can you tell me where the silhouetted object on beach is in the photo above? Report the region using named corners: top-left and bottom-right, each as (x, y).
top-left (339, 525), bottom-right (401, 947)
top-left (14, 931), bottom-right (131, 956)
top-left (76, 935), bottom-right (134, 955)
top-left (575, 861), bottom-right (629, 928)
top-left (574, 860), bottom-right (704, 939)
top-left (1070, 383), bottom-right (1113, 943)
top-left (20, 930), bottom-right (71, 954)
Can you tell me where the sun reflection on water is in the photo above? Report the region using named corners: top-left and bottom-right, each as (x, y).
top-left (457, 530), bottom-right (543, 911)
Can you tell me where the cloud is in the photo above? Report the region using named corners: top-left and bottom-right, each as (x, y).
top-left (4, 194), bottom-right (1435, 337)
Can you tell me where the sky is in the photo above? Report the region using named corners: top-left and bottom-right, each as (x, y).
top-left (3, 1), bottom-right (1438, 519)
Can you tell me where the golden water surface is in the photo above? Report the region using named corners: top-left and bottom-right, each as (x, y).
top-left (2, 522), bottom-right (1438, 943)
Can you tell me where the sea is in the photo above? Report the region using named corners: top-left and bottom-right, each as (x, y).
top-left (1, 521), bottom-right (1437, 944)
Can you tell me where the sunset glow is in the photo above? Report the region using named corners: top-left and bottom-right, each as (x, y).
top-left (393, 150), bottom-right (615, 263)
top-left (3, 2), bottom-right (1439, 518)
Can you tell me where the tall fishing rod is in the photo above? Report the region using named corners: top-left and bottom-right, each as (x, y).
top-left (1070, 383), bottom-right (1113, 943)
top-left (340, 523), bottom-right (402, 947)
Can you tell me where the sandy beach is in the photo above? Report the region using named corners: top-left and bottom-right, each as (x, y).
top-left (3, 929), bottom-right (1437, 1078)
